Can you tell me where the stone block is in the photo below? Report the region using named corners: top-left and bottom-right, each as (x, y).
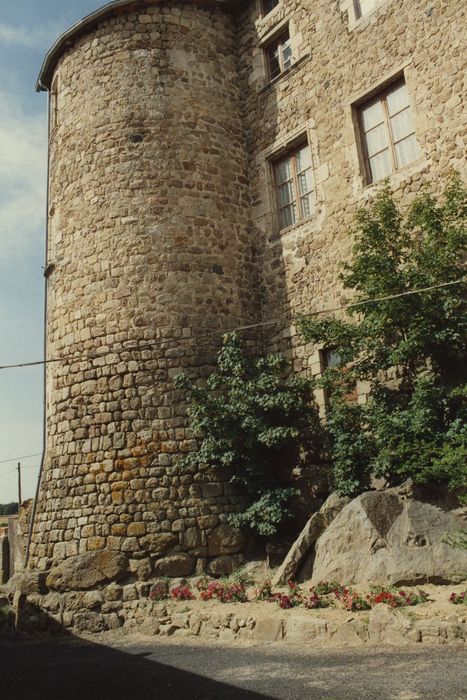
top-left (253, 618), bottom-right (283, 642)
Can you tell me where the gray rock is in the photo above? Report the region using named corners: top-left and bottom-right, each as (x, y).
top-left (46, 550), bottom-right (129, 591)
top-left (311, 486), bottom-right (467, 585)
top-left (272, 492), bottom-right (350, 585)
top-left (4, 570), bottom-right (49, 598)
top-left (208, 555), bottom-right (236, 577)
top-left (207, 524), bottom-right (244, 556)
top-left (140, 533), bottom-right (177, 556)
top-left (153, 554), bottom-right (195, 577)
top-left (253, 618), bottom-right (283, 642)
top-left (73, 611), bottom-right (107, 633)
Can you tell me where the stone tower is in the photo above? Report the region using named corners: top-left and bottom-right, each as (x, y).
top-left (30, 0), bottom-right (259, 578)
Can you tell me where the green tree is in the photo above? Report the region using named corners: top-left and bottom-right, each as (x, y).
top-left (299, 178), bottom-right (467, 499)
top-left (0, 502), bottom-right (18, 516)
top-left (174, 333), bottom-right (322, 536)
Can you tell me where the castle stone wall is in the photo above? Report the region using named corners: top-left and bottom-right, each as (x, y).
top-left (237, 0), bottom-right (466, 409)
top-left (29, 2), bottom-right (260, 576)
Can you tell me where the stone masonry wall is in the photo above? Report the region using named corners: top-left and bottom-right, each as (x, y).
top-left (236, 0), bottom-right (466, 412)
top-left (29, 0), bottom-right (466, 578)
top-left (29, 1), bottom-right (260, 575)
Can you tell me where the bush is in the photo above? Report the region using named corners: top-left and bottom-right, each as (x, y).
top-left (299, 178), bottom-right (467, 499)
top-left (174, 333), bottom-right (323, 536)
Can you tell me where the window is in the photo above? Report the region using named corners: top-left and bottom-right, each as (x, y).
top-left (354, 0), bottom-right (379, 17)
top-left (51, 75), bottom-right (59, 129)
top-left (273, 143), bottom-right (315, 230)
top-left (358, 80), bottom-right (419, 184)
top-left (262, 0), bottom-right (279, 15)
top-left (323, 349), bottom-right (342, 369)
top-left (266, 30), bottom-right (292, 80)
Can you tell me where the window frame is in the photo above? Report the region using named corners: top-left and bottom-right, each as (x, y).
top-left (272, 141), bottom-right (315, 231)
top-left (354, 0), bottom-right (378, 19)
top-left (357, 79), bottom-right (419, 185)
top-left (265, 29), bottom-right (292, 81)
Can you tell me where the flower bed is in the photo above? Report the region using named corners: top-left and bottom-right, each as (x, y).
top-left (148, 578), bottom-right (436, 613)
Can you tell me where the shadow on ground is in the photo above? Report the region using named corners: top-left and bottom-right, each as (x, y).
top-left (0, 633), bottom-right (271, 700)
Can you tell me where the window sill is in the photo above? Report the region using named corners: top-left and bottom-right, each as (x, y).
top-left (259, 54), bottom-right (311, 96)
top-left (360, 156), bottom-right (430, 193)
top-left (267, 213), bottom-right (317, 244)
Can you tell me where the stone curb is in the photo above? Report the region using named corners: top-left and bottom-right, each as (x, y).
top-left (8, 587), bottom-right (467, 647)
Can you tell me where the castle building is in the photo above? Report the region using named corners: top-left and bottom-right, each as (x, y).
top-left (29, 0), bottom-right (466, 576)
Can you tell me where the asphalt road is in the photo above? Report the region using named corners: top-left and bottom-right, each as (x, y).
top-left (0, 634), bottom-right (466, 700)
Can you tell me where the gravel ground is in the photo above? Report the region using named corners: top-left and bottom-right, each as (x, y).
top-left (1, 634), bottom-right (466, 700)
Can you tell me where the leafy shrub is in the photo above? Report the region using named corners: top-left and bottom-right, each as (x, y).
top-left (312, 581), bottom-right (344, 596)
top-left (304, 592), bottom-right (332, 609)
top-left (449, 591), bottom-right (467, 605)
top-left (255, 580), bottom-right (273, 601)
top-left (334, 587), bottom-right (371, 612)
top-left (170, 585), bottom-right (196, 601)
top-left (174, 332), bottom-right (323, 536)
top-left (370, 588), bottom-right (429, 608)
top-left (200, 581), bottom-right (248, 603)
top-left (299, 179), bottom-right (467, 499)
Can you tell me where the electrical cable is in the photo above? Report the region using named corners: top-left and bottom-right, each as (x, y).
top-left (0, 277), bottom-right (464, 371)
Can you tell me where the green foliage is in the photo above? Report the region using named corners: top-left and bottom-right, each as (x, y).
top-left (0, 503), bottom-right (18, 516)
top-left (174, 333), bottom-right (322, 537)
top-left (299, 178), bottom-right (467, 499)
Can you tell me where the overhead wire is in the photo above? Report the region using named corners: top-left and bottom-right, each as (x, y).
top-left (0, 277), bottom-right (464, 372)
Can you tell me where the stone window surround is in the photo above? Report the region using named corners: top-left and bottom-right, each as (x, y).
top-left (339, 0), bottom-right (393, 31)
top-left (50, 73), bottom-right (60, 133)
top-left (347, 62), bottom-right (428, 194)
top-left (260, 0), bottom-right (280, 19)
top-left (252, 9), bottom-right (309, 91)
top-left (254, 120), bottom-right (328, 243)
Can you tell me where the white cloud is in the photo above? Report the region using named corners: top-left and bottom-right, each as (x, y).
top-left (0, 90), bottom-right (47, 265)
top-left (0, 20), bottom-right (67, 51)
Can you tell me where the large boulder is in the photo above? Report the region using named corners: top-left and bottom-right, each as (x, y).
top-left (272, 493), bottom-right (350, 585)
top-left (46, 551), bottom-right (129, 592)
top-left (311, 485), bottom-right (467, 585)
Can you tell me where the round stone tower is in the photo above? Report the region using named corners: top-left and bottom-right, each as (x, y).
top-left (29, 0), bottom-right (259, 579)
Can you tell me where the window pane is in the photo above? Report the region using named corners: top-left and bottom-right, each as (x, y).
top-left (386, 82), bottom-right (410, 116)
top-left (278, 181), bottom-right (294, 207)
top-left (282, 39), bottom-right (292, 70)
top-left (296, 145), bottom-right (312, 172)
top-left (390, 108), bottom-right (414, 142)
top-left (361, 99), bottom-right (384, 131)
top-left (300, 193), bottom-right (315, 219)
top-left (364, 123), bottom-right (389, 157)
top-left (394, 135), bottom-right (419, 168)
top-left (369, 149), bottom-right (392, 182)
top-left (357, 0), bottom-right (378, 16)
top-left (324, 349), bottom-right (342, 368)
top-left (268, 44), bottom-right (281, 79)
top-left (280, 204), bottom-right (296, 229)
top-left (275, 157), bottom-right (292, 184)
top-left (298, 170), bottom-right (313, 196)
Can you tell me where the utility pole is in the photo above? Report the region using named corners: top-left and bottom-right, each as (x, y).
top-left (17, 462), bottom-right (22, 506)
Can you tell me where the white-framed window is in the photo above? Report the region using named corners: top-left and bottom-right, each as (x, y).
top-left (273, 142), bottom-right (315, 230)
top-left (266, 30), bottom-right (292, 80)
top-left (358, 80), bottom-right (419, 184)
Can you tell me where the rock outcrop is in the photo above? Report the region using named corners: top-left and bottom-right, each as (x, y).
top-left (311, 483), bottom-right (467, 585)
top-left (272, 493), bottom-right (350, 585)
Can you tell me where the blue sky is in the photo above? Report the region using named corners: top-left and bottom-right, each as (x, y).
top-left (0, 1), bottom-right (105, 502)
